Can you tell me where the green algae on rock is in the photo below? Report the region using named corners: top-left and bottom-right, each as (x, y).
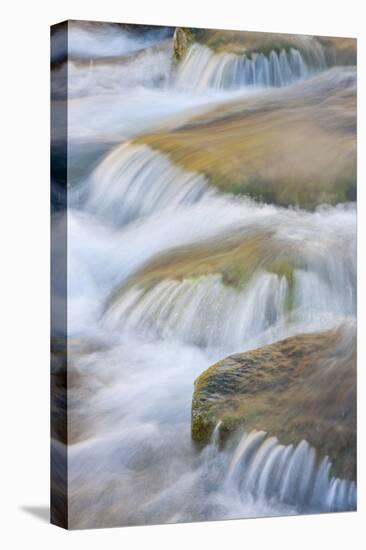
top-left (173, 27), bottom-right (195, 62)
top-left (191, 327), bottom-right (356, 480)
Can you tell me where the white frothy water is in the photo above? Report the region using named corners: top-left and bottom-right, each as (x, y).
top-left (104, 273), bottom-right (289, 349)
top-left (63, 33), bottom-right (328, 145)
top-left (66, 75), bottom-right (253, 145)
top-left (67, 43), bottom-right (172, 99)
top-left (99, 188), bottom-right (355, 352)
top-left (67, 325), bottom-right (356, 529)
top-left (85, 143), bottom-right (212, 224)
top-left (65, 197), bottom-right (281, 335)
top-left (67, 21), bottom-right (171, 60)
top-left (64, 192), bottom-right (356, 527)
top-left (104, 259), bottom-right (355, 352)
top-left (63, 36), bottom-right (259, 144)
top-left (55, 25), bottom-right (357, 527)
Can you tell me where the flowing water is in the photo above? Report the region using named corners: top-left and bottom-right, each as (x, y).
top-left (175, 43), bottom-right (312, 90)
top-left (52, 22), bottom-right (356, 528)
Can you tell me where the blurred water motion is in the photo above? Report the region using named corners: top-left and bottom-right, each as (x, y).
top-left (51, 21), bottom-right (357, 528)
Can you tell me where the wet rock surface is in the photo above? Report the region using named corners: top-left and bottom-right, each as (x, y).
top-left (135, 68), bottom-right (356, 209)
top-left (192, 327), bottom-right (356, 480)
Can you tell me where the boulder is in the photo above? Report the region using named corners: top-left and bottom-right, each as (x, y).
top-left (191, 326), bottom-right (356, 480)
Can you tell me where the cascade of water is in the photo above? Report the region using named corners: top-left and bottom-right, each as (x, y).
top-left (221, 429), bottom-right (356, 512)
top-left (104, 236), bottom-right (356, 350)
top-left (85, 143), bottom-right (212, 225)
top-left (60, 24), bottom-right (357, 527)
top-left (175, 44), bottom-right (318, 91)
top-left (104, 272), bottom-right (289, 349)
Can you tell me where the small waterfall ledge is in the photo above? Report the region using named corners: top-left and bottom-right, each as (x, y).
top-left (104, 273), bottom-right (289, 349)
top-left (204, 428), bottom-right (356, 513)
top-left (175, 43), bottom-right (324, 91)
top-left (104, 260), bottom-right (355, 351)
top-left (85, 142), bottom-right (212, 225)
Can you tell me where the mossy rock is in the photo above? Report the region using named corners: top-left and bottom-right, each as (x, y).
top-left (134, 67), bottom-right (356, 209)
top-left (173, 27), bottom-right (195, 62)
top-left (191, 326), bottom-right (356, 480)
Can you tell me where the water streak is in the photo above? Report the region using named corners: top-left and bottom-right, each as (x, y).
top-left (175, 43), bottom-right (322, 91)
top-left (85, 143), bottom-right (211, 225)
top-left (104, 273), bottom-right (289, 349)
top-left (220, 429), bottom-right (356, 512)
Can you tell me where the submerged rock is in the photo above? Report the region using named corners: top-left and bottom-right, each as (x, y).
top-left (191, 327), bottom-right (356, 480)
top-left (135, 67), bottom-right (356, 209)
top-left (111, 229), bottom-right (302, 294)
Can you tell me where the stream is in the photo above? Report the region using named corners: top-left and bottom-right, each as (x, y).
top-left (51, 22), bottom-right (356, 528)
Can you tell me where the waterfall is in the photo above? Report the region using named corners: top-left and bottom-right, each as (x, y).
top-left (104, 239), bottom-right (356, 350)
top-left (104, 272), bottom-right (289, 349)
top-left (219, 429), bottom-right (356, 512)
top-left (175, 43), bottom-right (319, 91)
top-left (85, 143), bottom-right (212, 225)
